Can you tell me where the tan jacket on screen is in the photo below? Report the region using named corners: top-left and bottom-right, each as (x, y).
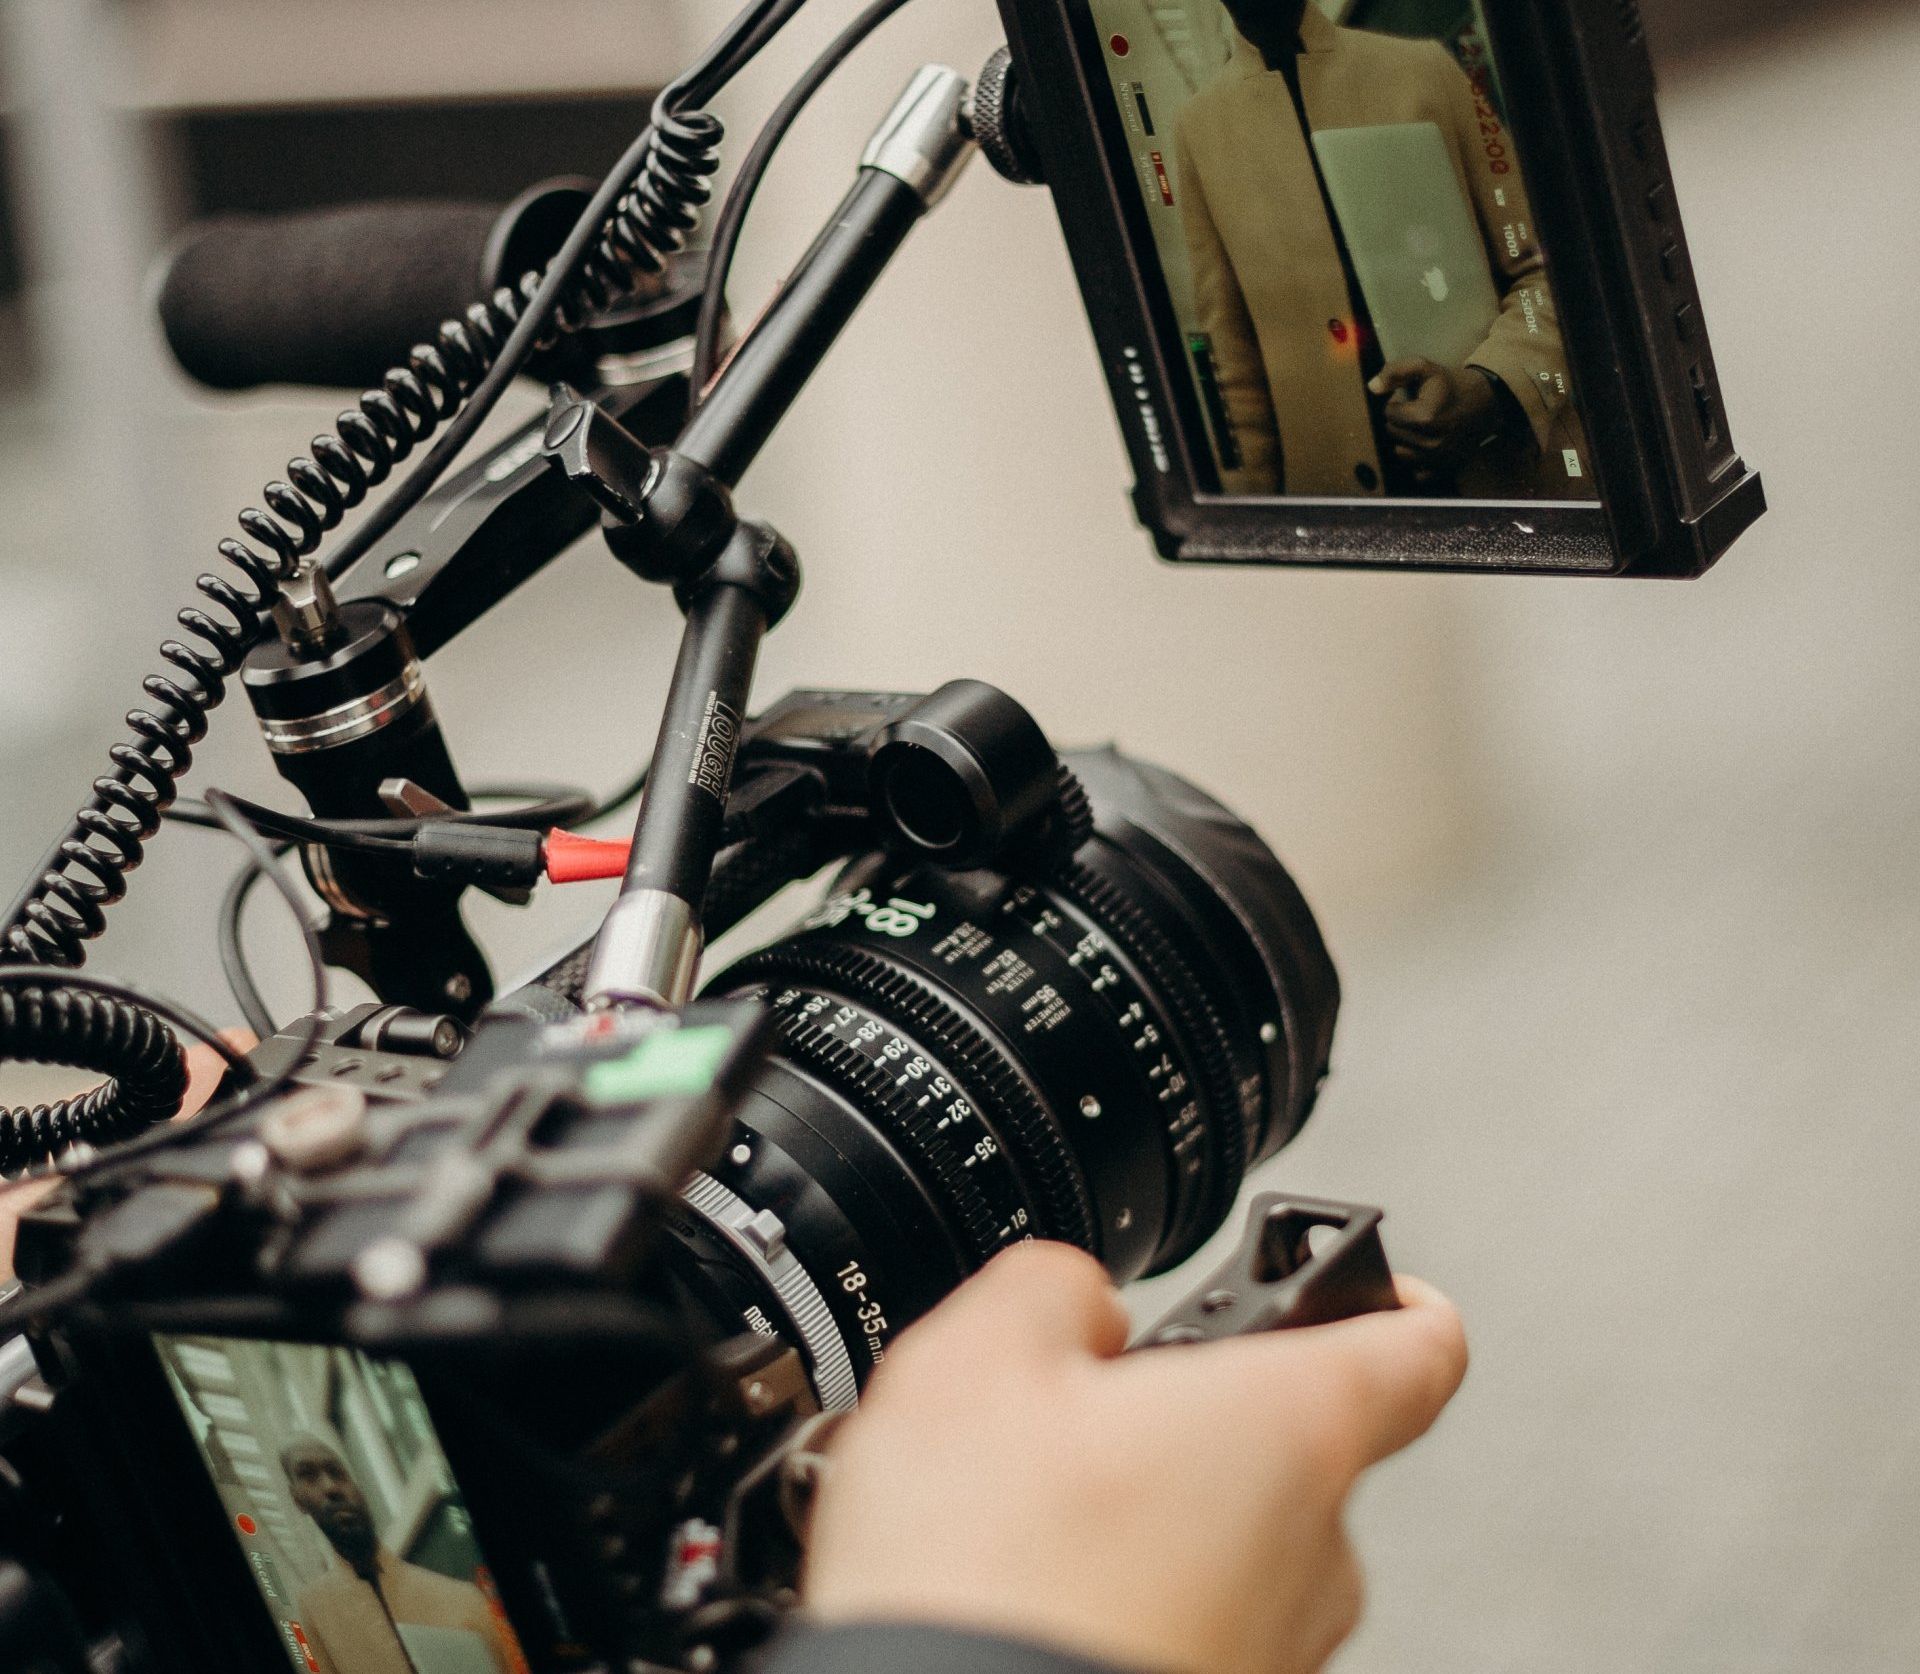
top-left (1174, 9), bottom-right (1579, 498)
top-left (292, 1545), bottom-right (518, 1674)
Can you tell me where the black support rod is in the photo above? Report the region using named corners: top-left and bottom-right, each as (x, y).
top-left (679, 172), bottom-right (924, 485)
top-left (678, 63), bottom-right (976, 488)
top-left (583, 65), bottom-right (976, 1011)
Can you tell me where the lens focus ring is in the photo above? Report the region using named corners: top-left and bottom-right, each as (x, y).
top-left (770, 945), bottom-right (1099, 1253)
top-left (1050, 856), bottom-right (1250, 1261)
top-left (747, 971), bottom-right (1070, 1265)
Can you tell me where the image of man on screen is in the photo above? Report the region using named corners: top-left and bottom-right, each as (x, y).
top-left (1172, 0), bottom-right (1581, 499)
top-left (281, 1438), bottom-right (517, 1674)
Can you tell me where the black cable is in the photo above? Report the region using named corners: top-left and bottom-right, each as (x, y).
top-left (0, 1267), bottom-right (94, 1338)
top-left (1, 796), bottom-right (325, 1193)
top-left (210, 777), bottom-right (644, 1037)
top-left (0, 974), bottom-right (248, 1087)
top-left (0, 971), bottom-right (239, 1177)
top-left (169, 786), bottom-right (594, 843)
top-left (587, 762), bottom-right (652, 826)
top-left (54, 794), bottom-right (328, 1194)
top-left (445, 785), bottom-right (597, 829)
top-left (218, 849), bottom-right (286, 1042)
top-left (0, 790), bottom-right (334, 1183)
top-left (170, 794), bottom-right (413, 856)
top-left (692, 0), bottom-right (917, 402)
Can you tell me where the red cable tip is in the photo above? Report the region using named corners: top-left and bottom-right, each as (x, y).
top-left (544, 829), bottom-right (633, 884)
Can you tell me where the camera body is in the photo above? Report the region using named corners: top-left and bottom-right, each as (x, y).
top-left (15, 1002), bottom-right (792, 1674)
top-left (8, 692), bottom-right (1358, 1674)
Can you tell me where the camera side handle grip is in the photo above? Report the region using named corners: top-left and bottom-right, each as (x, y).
top-left (1139, 1196), bottom-right (1400, 1348)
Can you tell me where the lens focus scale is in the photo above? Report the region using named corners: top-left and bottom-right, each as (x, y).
top-left (763, 984), bottom-right (1041, 1262)
top-left (759, 940), bottom-right (1099, 1247)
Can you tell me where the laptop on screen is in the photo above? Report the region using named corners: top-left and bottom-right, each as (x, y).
top-left (1310, 122), bottom-right (1501, 369)
top-left (396, 1622), bottom-right (502, 1674)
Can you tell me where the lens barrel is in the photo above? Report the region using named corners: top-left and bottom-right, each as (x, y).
top-left (672, 749), bottom-right (1337, 1401)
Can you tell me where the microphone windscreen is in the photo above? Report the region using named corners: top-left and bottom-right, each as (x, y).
top-left (157, 200), bottom-right (504, 391)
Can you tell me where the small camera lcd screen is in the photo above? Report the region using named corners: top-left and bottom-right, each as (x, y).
top-left (155, 1334), bottom-right (532, 1674)
top-left (1080, 0), bottom-right (1599, 506)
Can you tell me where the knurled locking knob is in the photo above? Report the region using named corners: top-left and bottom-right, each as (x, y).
top-left (969, 46), bottom-right (1045, 187)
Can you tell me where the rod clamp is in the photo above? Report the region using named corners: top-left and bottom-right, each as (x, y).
top-left (861, 65), bottom-right (976, 207)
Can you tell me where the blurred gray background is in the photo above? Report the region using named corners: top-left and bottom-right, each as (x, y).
top-left (3, 0), bottom-right (1917, 1669)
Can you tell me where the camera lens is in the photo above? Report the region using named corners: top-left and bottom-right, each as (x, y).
top-left (668, 749), bottom-right (1338, 1406)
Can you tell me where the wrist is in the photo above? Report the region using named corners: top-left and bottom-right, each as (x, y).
top-left (1466, 364), bottom-right (1525, 442)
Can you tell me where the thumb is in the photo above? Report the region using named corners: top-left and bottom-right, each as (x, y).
top-left (1295, 1277), bottom-right (1469, 1467)
top-left (182, 1031), bottom-right (258, 1117)
top-left (1369, 358), bottom-right (1439, 398)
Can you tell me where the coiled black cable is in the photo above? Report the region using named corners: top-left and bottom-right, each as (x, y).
top-left (0, 0), bottom-right (813, 1171)
top-left (0, 987), bottom-right (189, 1177)
top-left (0, 967), bottom-right (251, 1180)
top-left (1, 110), bottom-right (720, 972)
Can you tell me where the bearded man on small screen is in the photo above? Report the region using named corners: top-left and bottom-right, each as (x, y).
top-left (281, 1437), bottom-right (517, 1674)
top-left (1173, 0), bottom-right (1578, 498)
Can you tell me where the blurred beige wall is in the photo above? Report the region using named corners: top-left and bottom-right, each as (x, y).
top-left (1459, 5), bottom-right (1920, 838)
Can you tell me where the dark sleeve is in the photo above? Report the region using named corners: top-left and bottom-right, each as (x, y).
top-left (751, 1623), bottom-right (1136, 1674)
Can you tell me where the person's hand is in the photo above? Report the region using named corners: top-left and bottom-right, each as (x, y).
top-left (1, 1037), bottom-right (248, 1281)
top-left (1370, 358), bottom-right (1503, 477)
top-left (804, 1241), bottom-right (1468, 1674)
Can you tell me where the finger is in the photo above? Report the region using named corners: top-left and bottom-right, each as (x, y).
top-left (1162, 1277), bottom-right (1467, 1473)
top-left (182, 1031), bottom-right (257, 1118)
top-left (1384, 395), bottom-right (1439, 435)
top-left (1302, 1279), bottom-right (1469, 1467)
top-left (1385, 417), bottom-right (1441, 447)
top-left (1369, 357), bottom-right (1440, 398)
top-left (912, 1241), bottom-right (1131, 1363)
top-left (1404, 379), bottom-right (1448, 427)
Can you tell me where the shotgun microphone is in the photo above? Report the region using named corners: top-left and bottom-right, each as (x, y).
top-left (155, 179), bottom-right (592, 391)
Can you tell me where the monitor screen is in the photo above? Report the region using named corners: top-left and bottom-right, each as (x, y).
top-left (155, 1334), bottom-right (533, 1674)
top-left (1079, 0), bottom-right (1598, 506)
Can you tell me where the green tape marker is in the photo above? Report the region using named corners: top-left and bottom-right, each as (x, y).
top-left (583, 1025), bottom-right (736, 1106)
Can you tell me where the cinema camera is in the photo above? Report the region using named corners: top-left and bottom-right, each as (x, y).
top-left (0, 3), bottom-right (1759, 1672)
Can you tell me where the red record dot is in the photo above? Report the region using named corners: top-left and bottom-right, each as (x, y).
top-left (236, 1514), bottom-right (258, 1536)
top-left (1110, 33), bottom-right (1131, 56)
